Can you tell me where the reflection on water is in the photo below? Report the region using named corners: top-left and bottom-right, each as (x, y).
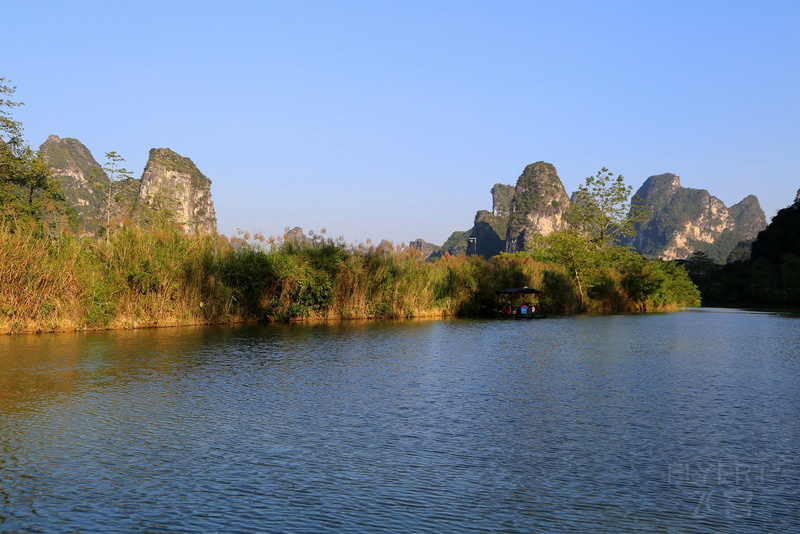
top-left (1, 312), bottom-right (799, 532)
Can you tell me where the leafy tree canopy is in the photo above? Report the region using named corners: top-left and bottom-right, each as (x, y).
top-left (566, 167), bottom-right (647, 249)
top-left (0, 77), bottom-right (24, 141)
top-left (1, 77), bottom-right (69, 226)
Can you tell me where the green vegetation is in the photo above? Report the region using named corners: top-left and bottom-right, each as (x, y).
top-left (523, 168), bottom-right (692, 312)
top-left (0, 221), bottom-right (701, 334)
top-left (529, 231), bottom-right (699, 312)
top-left (1, 80), bottom-right (72, 230)
top-left (0, 77), bottom-right (24, 139)
top-left (567, 167), bottom-right (647, 249)
top-left (39, 136), bottom-right (108, 233)
top-left (490, 183), bottom-right (514, 217)
top-left (685, 228), bottom-right (741, 264)
top-left (151, 148), bottom-right (198, 174)
top-left (98, 151), bottom-right (134, 243)
top-left (475, 209), bottom-right (508, 241)
top-left (688, 197), bottom-right (800, 307)
top-left (38, 140), bottom-right (74, 169)
top-left (440, 229), bottom-right (470, 255)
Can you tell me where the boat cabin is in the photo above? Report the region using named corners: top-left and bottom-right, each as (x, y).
top-left (495, 287), bottom-right (545, 318)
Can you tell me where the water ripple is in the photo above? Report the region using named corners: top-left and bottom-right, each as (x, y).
top-left (1, 314), bottom-right (799, 532)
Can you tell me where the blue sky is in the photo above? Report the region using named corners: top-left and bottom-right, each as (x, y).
top-left (6, 1), bottom-right (799, 244)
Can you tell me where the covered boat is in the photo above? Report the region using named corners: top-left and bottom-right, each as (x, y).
top-left (494, 287), bottom-right (546, 318)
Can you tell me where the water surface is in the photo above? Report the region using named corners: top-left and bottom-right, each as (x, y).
top-left (1, 310), bottom-right (799, 532)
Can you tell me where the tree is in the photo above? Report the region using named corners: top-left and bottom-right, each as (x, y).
top-left (1, 140), bottom-right (68, 223)
top-left (566, 167), bottom-right (647, 249)
top-left (17, 146), bottom-right (57, 205)
top-left (98, 150), bottom-right (133, 242)
top-left (531, 230), bottom-right (599, 311)
top-left (1, 80), bottom-right (67, 225)
top-left (0, 78), bottom-right (24, 193)
top-left (0, 77), bottom-right (24, 141)
top-left (530, 168), bottom-right (646, 311)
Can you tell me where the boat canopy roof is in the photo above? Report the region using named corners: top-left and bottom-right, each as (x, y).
top-left (495, 287), bottom-right (542, 295)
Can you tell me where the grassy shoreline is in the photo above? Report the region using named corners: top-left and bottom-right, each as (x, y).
top-left (1, 223), bottom-right (700, 335)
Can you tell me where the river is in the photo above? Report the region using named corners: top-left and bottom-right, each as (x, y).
top-left (1, 309), bottom-right (799, 532)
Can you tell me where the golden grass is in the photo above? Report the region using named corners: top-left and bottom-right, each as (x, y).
top-left (1, 223), bottom-right (698, 334)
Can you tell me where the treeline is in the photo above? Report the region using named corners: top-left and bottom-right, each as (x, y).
top-left (687, 196), bottom-right (800, 308)
top-left (0, 222), bottom-right (700, 334)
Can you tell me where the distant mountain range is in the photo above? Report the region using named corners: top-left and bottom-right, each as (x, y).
top-left (40, 135), bottom-right (216, 235)
top-left (416, 162), bottom-right (770, 263)
top-left (38, 138), bottom-right (775, 264)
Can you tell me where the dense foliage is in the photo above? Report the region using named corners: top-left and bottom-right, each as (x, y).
top-left (688, 197), bottom-right (800, 307)
top-left (0, 219), bottom-right (702, 334)
top-left (522, 169), bottom-right (696, 312)
top-left (0, 80), bottom-right (73, 229)
top-left (440, 229), bottom-right (470, 256)
top-left (567, 167), bottom-right (647, 249)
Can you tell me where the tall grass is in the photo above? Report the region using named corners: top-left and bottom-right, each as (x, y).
top-left (0, 220), bottom-right (88, 333)
top-left (0, 223), bottom-right (699, 334)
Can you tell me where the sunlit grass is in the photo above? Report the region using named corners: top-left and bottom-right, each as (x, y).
top-left (0, 223), bottom-right (699, 334)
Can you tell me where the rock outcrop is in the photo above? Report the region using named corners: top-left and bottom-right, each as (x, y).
top-left (139, 148), bottom-right (216, 235)
top-left (418, 162), bottom-right (569, 258)
top-left (471, 210), bottom-right (508, 257)
top-left (439, 229), bottom-right (470, 256)
top-left (491, 183), bottom-right (514, 218)
top-left (505, 162), bottom-right (570, 252)
top-left (433, 163), bottom-right (568, 257)
top-left (728, 195), bottom-right (767, 240)
top-left (422, 164), bottom-right (767, 264)
top-left (40, 137), bottom-right (216, 235)
top-left (437, 209), bottom-right (509, 258)
top-left (409, 238), bottom-right (441, 259)
top-left (39, 135), bottom-right (105, 232)
top-left (283, 226), bottom-right (307, 243)
top-left (629, 173), bottom-right (766, 262)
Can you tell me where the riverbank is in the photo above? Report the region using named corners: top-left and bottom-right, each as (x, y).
top-left (1, 222), bottom-right (700, 335)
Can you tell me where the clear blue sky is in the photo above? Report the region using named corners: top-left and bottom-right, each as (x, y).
top-left (6, 1), bottom-right (799, 244)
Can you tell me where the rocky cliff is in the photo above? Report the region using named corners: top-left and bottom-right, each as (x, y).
top-left (491, 183), bottom-right (514, 218)
top-left (688, 188), bottom-right (800, 307)
top-left (437, 209), bottom-right (508, 258)
top-left (473, 209), bottom-right (508, 256)
top-left (505, 162), bottom-right (570, 252)
top-left (408, 238), bottom-right (441, 259)
top-left (429, 164), bottom-right (765, 263)
top-left (433, 162), bottom-right (569, 258)
top-left (629, 173), bottom-right (766, 262)
top-left (729, 195), bottom-right (768, 239)
top-left (39, 135), bottom-right (105, 232)
top-left (139, 148), bottom-right (216, 234)
top-left (39, 137), bottom-right (216, 235)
